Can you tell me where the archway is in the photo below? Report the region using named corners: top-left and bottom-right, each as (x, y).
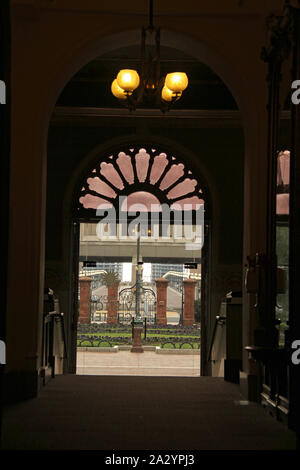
top-left (70, 142), bottom-right (211, 376)
top-left (45, 29), bottom-right (244, 381)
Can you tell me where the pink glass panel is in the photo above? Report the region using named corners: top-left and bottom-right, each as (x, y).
top-left (276, 194), bottom-right (289, 215)
top-left (100, 162), bottom-right (124, 189)
top-left (150, 153), bottom-right (168, 184)
top-left (277, 150), bottom-right (290, 186)
top-left (171, 197), bottom-right (204, 210)
top-left (135, 149), bottom-right (150, 182)
top-left (79, 194), bottom-right (113, 210)
top-left (160, 164), bottom-right (184, 190)
top-left (167, 178), bottom-right (197, 199)
top-left (120, 192), bottom-right (162, 212)
top-left (116, 152), bottom-right (134, 184)
top-left (87, 177), bottom-right (116, 198)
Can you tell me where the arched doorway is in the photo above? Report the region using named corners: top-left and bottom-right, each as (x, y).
top-left (45, 32), bottom-right (244, 382)
top-left (70, 142), bottom-right (212, 376)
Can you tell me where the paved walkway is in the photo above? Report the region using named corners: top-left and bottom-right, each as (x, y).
top-left (76, 350), bottom-right (201, 376)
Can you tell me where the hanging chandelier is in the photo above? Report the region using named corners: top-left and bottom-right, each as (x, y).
top-left (111, 0), bottom-right (188, 112)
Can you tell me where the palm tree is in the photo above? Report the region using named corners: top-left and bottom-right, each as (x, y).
top-left (101, 271), bottom-right (120, 287)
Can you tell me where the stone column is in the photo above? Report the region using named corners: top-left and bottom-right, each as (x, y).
top-left (107, 281), bottom-right (120, 324)
top-left (79, 277), bottom-right (92, 324)
top-left (183, 279), bottom-right (197, 326)
top-left (155, 278), bottom-right (168, 325)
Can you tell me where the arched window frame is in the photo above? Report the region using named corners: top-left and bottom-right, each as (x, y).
top-left (74, 144), bottom-right (208, 224)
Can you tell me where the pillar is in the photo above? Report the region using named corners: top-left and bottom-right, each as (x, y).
top-left (183, 279), bottom-right (197, 326)
top-left (131, 325), bottom-right (144, 353)
top-left (107, 281), bottom-right (120, 324)
top-left (155, 278), bottom-right (168, 325)
top-left (79, 277), bottom-right (92, 324)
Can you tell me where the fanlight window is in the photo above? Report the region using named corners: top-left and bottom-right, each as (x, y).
top-left (78, 147), bottom-right (204, 214)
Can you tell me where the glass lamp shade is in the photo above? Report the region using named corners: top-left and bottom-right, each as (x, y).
top-left (111, 79), bottom-right (127, 100)
top-left (161, 85), bottom-right (181, 102)
top-left (116, 69), bottom-right (140, 92)
top-left (165, 72), bottom-right (188, 93)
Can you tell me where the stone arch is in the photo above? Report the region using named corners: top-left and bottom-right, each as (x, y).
top-left (46, 26), bottom-right (246, 293)
top-left (45, 28), bottom-right (247, 374)
top-left (44, 25), bottom-right (250, 289)
top-left (63, 134), bottom-right (218, 228)
top-left (45, 28), bottom-right (247, 125)
top-left (74, 143), bottom-right (209, 217)
top-left (59, 132), bottom-right (220, 373)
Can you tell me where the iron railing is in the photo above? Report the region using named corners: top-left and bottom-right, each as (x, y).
top-left (41, 290), bottom-right (67, 383)
top-left (208, 315), bottom-right (226, 364)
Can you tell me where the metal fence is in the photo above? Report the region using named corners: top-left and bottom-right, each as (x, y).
top-left (118, 286), bottom-right (156, 325)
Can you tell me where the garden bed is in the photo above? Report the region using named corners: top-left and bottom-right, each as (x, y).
top-left (77, 323), bottom-right (200, 349)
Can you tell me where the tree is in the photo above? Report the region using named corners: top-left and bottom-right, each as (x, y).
top-left (101, 271), bottom-right (120, 287)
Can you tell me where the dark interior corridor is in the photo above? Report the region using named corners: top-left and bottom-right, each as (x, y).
top-left (1, 376), bottom-right (296, 451)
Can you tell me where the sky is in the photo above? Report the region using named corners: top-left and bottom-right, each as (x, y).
top-left (122, 262), bottom-right (152, 282)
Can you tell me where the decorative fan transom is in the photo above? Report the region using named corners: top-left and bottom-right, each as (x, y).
top-left (78, 147), bottom-right (204, 212)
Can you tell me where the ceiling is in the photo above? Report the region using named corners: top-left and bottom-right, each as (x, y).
top-left (56, 45), bottom-right (238, 111)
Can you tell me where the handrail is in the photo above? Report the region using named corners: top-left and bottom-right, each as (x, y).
top-left (41, 313), bottom-right (55, 380)
top-left (52, 311), bottom-right (68, 360)
top-left (41, 310), bottom-right (67, 382)
top-left (207, 315), bottom-right (226, 363)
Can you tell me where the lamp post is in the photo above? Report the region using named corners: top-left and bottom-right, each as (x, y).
top-left (131, 223), bottom-right (144, 352)
top-left (135, 223), bottom-right (143, 323)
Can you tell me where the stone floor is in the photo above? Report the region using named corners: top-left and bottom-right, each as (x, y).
top-left (76, 350), bottom-right (201, 376)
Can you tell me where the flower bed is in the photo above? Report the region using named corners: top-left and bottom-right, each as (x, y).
top-left (77, 323), bottom-right (200, 349)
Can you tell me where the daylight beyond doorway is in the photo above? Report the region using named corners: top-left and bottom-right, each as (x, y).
top-left (76, 222), bottom-right (201, 376)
